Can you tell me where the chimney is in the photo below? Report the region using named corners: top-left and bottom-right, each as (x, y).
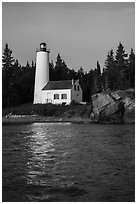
top-left (72, 79), bottom-right (74, 85)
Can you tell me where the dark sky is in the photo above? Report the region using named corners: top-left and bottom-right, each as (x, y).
top-left (2, 2), bottom-right (135, 72)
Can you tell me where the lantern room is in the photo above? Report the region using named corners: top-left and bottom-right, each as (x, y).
top-left (40, 42), bottom-right (47, 51)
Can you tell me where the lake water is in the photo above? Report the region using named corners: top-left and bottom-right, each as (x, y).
top-left (2, 123), bottom-right (135, 202)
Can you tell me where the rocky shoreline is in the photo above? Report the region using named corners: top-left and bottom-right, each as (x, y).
top-left (90, 89), bottom-right (135, 124)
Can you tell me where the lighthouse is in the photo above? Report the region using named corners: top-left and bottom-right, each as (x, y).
top-left (33, 43), bottom-right (50, 104)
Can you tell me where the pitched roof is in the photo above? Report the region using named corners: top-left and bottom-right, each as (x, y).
top-left (42, 80), bottom-right (73, 90)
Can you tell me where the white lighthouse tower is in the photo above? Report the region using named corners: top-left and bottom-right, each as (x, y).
top-left (33, 43), bottom-right (50, 104)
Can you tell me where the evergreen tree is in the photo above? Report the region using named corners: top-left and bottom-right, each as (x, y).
top-left (92, 61), bottom-right (102, 93)
top-left (84, 69), bottom-right (94, 102)
top-left (115, 42), bottom-right (128, 70)
top-left (56, 53), bottom-right (62, 67)
top-left (54, 53), bottom-right (63, 80)
top-left (96, 61), bottom-right (102, 92)
top-left (93, 69), bottom-right (99, 93)
top-left (2, 43), bottom-right (16, 107)
top-left (97, 61), bottom-right (101, 75)
top-left (2, 43), bottom-right (15, 70)
top-left (31, 60), bottom-right (35, 69)
top-left (104, 49), bottom-right (116, 90)
top-left (12, 60), bottom-right (21, 86)
top-left (49, 60), bottom-right (55, 81)
top-left (62, 60), bottom-right (70, 80)
top-left (78, 67), bottom-right (84, 87)
top-left (102, 68), bottom-right (109, 91)
top-left (69, 69), bottom-right (78, 80)
top-left (54, 53), bottom-right (72, 80)
top-left (127, 48), bottom-right (135, 88)
top-left (115, 42), bottom-right (128, 89)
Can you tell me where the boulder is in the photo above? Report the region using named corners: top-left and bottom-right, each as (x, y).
top-left (90, 89), bottom-right (135, 123)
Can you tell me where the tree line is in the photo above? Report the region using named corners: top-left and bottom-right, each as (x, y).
top-left (2, 42), bottom-right (135, 107)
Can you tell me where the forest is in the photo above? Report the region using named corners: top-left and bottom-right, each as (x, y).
top-left (2, 42), bottom-right (135, 108)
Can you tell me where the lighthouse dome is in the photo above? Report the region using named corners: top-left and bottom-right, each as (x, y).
top-left (40, 42), bottom-right (47, 51)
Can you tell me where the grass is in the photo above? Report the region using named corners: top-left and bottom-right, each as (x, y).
top-left (2, 103), bottom-right (92, 118)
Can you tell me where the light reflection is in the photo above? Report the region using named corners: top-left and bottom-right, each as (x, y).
top-left (26, 124), bottom-right (56, 186)
top-left (25, 123), bottom-right (75, 189)
top-left (32, 122), bottom-right (71, 126)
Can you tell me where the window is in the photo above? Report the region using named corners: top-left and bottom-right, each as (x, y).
top-left (54, 94), bottom-right (59, 99)
top-left (77, 85), bottom-right (79, 91)
top-left (61, 94), bottom-right (67, 99)
top-left (74, 85), bottom-right (76, 90)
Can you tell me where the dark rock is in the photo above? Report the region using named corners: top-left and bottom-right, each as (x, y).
top-left (112, 89), bottom-right (135, 123)
top-left (90, 89), bottom-right (134, 124)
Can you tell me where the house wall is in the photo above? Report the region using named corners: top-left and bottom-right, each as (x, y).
top-left (71, 80), bottom-right (82, 103)
top-left (42, 89), bottom-right (71, 104)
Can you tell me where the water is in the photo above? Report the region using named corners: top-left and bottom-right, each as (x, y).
top-left (3, 123), bottom-right (135, 202)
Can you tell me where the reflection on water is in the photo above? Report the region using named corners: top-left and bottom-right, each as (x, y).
top-left (26, 128), bottom-right (55, 186)
top-left (3, 123), bottom-right (135, 202)
top-left (26, 123), bottom-right (75, 191)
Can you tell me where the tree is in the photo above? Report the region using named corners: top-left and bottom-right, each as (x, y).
top-left (78, 67), bottom-right (84, 87)
top-left (31, 60), bottom-right (35, 69)
top-left (104, 49), bottom-right (116, 90)
top-left (102, 68), bottom-right (109, 91)
top-left (2, 43), bottom-right (36, 107)
top-left (115, 42), bottom-right (128, 70)
top-left (54, 53), bottom-right (73, 80)
top-left (84, 69), bottom-right (94, 102)
top-left (69, 69), bottom-right (78, 80)
top-left (49, 60), bottom-right (55, 81)
top-left (127, 48), bottom-right (135, 88)
top-left (96, 61), bottom-right (102, 92)
top-left (92, 61), bottom-right (102, 93)
top-left (115, 42), bottom-right (128, 89)
top-left (17, 60), bottom-right (35, 104)
top-left (2, 43), bottom-right (16, 107)
top-left (2, 43), bottom-right (15, 70)
top-left (54, 53), bottom-right (63, 80)
top-left (62, 60), bottom-right (70, 80)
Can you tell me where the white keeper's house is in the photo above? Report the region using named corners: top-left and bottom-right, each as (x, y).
top-left (33, 43), bottom-right (82, 105)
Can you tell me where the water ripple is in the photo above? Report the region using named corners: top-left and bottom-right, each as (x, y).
top-left (3, 123), bottom-right (135, 202)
